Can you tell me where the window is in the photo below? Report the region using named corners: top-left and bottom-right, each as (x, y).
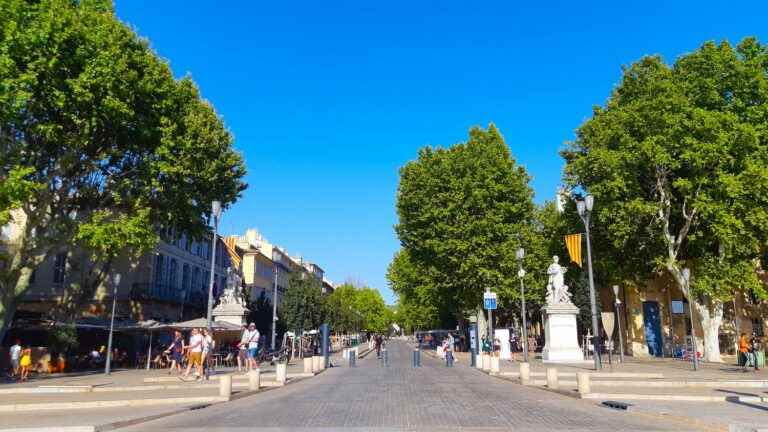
top-left (154, 254), bottom-right (165, 294)
top-left (53, 253), bottom-right (67, 284)
top-left (182, 264), bottom-right (190, 294)
top-left (203, 270), bottom-right (211, 291)
top-left (169, 259), bottom-right (178, 291)
top-left (192, 267), bottom-right (201, 293)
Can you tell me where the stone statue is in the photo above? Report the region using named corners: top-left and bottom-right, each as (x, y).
top-left (546, 256), bottom-right (572, 305)
top-left (219, 267), bottom-right (245, 306)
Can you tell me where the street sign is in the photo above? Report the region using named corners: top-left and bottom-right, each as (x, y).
top-left (483, 292), bottom-right (497, 310)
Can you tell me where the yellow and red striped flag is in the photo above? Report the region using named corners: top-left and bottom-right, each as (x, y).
top-left (564, 233), bottom-right (582, 267)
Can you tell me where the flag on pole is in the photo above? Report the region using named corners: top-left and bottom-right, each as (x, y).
top-left (564, 233), bottom-right (582, 267)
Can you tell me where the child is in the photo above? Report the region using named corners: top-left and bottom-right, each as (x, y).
top-left (19, 345), bottom-right (32, 382)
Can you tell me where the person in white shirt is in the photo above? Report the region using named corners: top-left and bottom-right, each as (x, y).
top-left (241, 323), bottom-right (260, 371)
top-left (184, 328), bottom-right (204, 379)
top-left (9, 339), bottom-right (21, 379)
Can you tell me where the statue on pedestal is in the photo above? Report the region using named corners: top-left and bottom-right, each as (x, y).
top-left (218, 267), bottom-right (245, 307)
top-left (546, 256), bottom-right (573, 306)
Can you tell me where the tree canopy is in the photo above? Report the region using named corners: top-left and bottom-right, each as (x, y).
top-left (0, 0), bottom-right (246, 339)
top-left (562, 38), bottom-right (768, 361)
top-left (391, 124), bottom-right (539, 328)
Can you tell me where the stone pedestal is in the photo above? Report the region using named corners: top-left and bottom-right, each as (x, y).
top-left (212, 302), bottom-right (249, 327)
top-left (542, 303), bottom-right (584, 363)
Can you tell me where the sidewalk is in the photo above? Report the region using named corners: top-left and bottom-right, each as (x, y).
top-left (0, 360), bottom-right (325, 429)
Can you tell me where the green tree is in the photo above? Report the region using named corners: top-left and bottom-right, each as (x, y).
top-left (562, 38), bottom-right (768, 362)
top-left (0, 0), bottom-right (247, 340)
top-left (393, 125), bottom-right (536, 327)
top-left (281, 273), bottom-right (325, 334)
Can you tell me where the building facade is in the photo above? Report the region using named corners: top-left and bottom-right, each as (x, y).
top-left (10, 229), bottom-right (231, 324)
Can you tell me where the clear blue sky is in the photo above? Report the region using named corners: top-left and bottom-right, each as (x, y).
top-left (116, 1), bottom-right (767, 304)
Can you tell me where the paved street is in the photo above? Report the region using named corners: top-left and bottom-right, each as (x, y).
top-left (125, 341), bottom-right (696, 431)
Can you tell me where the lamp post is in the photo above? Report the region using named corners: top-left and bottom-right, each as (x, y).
top-left (577, 194), bottom-right (602, 370)
top-left (612, 285), bottom-right (624, 363)
top-left (105, 272), bottom-right (122, 375)
top-left (206, 201), bottom-right (222, 335)
top-left (271, 263), bottom-right (279, 350)
top-left (516, 247), bottom-right (529, 362)
top-left (682, 267), bottom-right (698, 371)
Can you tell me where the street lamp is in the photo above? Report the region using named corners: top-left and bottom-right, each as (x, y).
top-left (612, 285), bottom-right (624, 363)
top-left (105, 272), bottom-right (121, 375)
top-left (206, 201), bottom-right (222, 334)
top-left (682, 267), bottom-right (698, 371)
top-left (271, 263), bottom-right (279, 350)
top-left (516, 247), bottom-right (529, 363)
top-left (576, 194), bottom-right (602, 370)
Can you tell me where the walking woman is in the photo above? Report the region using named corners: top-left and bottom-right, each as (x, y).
top-left (19, 345), bottom-right (32, 382)
top-left (164, 330), bottom-right (185, 374)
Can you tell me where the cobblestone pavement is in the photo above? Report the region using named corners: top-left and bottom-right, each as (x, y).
top-left (123, 341), bottom-right (704, 432)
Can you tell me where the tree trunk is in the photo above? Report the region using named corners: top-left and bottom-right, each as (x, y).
top-left (692, 298), bottom-right (724, 363)
top-left (0, 265), bottom-right (34, 343)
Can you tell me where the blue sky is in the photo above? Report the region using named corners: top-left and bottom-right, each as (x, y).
top-left (115, 1), bottom-right (767, 303)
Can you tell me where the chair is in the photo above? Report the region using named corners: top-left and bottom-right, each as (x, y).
top-left (222, 352), bottom-right (234, 367)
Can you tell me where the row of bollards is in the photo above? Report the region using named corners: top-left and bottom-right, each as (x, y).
top-left (379, 348), bottom-right (389, 367)
top-left (508, 363), bottom-right (591, 396)
top-left (218, 365), bottom-right (287, 400)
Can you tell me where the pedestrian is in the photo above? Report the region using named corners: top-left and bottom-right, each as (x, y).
top-left (202, 329), bottom-right (215, 379)
top-left (242, 323), bottom-right (260, 371)
top-left (375, 335), bottom-right (382, 358)
top-left (237, 325), bottom-right (249, 372)
top-left (184, 328), bottom-right (203, 379)
top-left (9, 339), bottom-right (21, 380)
top-left (164, 330), bottom-right (185, 374)
top-left (751, 332), bottom-right (761, 371)
top-left (739, 332), bottom-right (752, 370)
top-left (19, 345), bottom-right (32, 382)
top-left (445, 334), bottom-right (455, 367)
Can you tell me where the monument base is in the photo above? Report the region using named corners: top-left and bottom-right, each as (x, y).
top-left (212, 303), bottom-right (249, 327)
top-left (542, 303), bottom-right (584, 363)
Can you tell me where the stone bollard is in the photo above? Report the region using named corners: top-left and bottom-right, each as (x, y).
top-left (482, 354), bottom-right (491, 371)
top-left (475, 353), bottom-right (483, 369)
top-left (304, 357), bottom-right (313, 374)
top-left (412, 349), bottom-right (420, 367)
top-left (319, 355), bottom-right (326, 371)
top-left (490, 355), bottom-right (500, 374)
top-left (577, 372), bottom-right (590, 396)
top-left (546, 368), bottom-right (559, 390)
top-left (219, 374), bottom-right (232, 399)
top-left (248, 369), bottom-right (261, 391)
top-left (519, 362), bottom-right (530, 385)
top-left (349, 350), bottom-right (356, 368)
top-left (312, 355), bottom-right (320, 373)
top-left (276, 362), bottom-right (287, 385)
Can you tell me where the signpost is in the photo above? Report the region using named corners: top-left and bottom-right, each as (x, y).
top-left (484, 291), bottom-right (497, 352)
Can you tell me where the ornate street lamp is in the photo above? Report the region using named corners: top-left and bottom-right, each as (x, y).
top-left (612, 285), bottom-right (624, 363)
top-left (682, 267), bottom-right (699, 371)
top-left (576, 194), bottom-right (602, 370)
top-left (516, 247), bottom-right (529, 362)
top-left (105, 272), bottom-right (122, 375)
top-left (206, 200), bottom-right (222, 334)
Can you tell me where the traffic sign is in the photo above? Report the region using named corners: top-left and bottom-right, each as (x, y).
top-left (483, 292), bottom-right (497, 310)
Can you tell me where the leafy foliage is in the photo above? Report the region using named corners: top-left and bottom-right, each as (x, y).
top-left (391, 124), bottom-right (537, 326)
top-left (0, 0), bottom-right (246, 337)
top-left (281, 272), bottom-right (325, 333)
top-left (562, 38), bottom-right (768, 360)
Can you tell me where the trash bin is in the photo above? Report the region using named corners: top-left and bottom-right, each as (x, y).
top-left (756, 351), bottom-right (765, 369)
